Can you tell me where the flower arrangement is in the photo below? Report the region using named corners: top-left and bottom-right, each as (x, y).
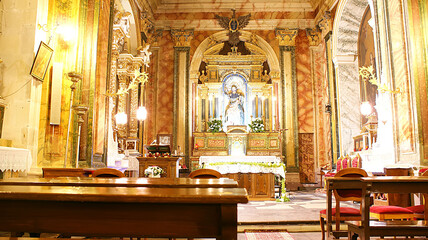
top-left (248, 118), bottom-right (265, 132)
top-left (144, 166), bottom-right (164, 178)
top-left (207, 119), bottom-right (223, 133)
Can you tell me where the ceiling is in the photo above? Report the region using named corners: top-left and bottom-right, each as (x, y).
top-left (137, 0), bottom-right (334, 30)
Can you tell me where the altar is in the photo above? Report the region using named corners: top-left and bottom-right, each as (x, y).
top-left (200, 156), bottom-right (285, 199)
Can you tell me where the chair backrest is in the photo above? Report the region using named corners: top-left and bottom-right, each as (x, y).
top-left (342, 155), bottom-right (350, 169)
top-left (336, 157), bottom-right (343, 171)
top-left (188, 169), bottom-right (222, 179)
top-left (333, 168), bottom-right (368, 202)
top-left (351, 154), bottom-right (361, 168)
top-left (92, 168), bottom-right (125, 178)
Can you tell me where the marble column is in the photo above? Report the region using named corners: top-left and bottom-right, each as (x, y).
top-left (171, 29), bottom-right (193, 165)
top-left (276, 28), bottom-right (299, 172)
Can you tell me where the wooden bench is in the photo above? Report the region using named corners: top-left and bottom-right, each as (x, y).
top-left (0, 184), bottom-right (248, 240)
top-left (347, 220), bottom-right (428, 239)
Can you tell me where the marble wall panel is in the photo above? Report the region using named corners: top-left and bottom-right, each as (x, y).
top-left (313, 45), bottom-right (329, 167)
top-left (93, 0), bottom-right (111, 155)
top-left (387, 0), bottom-right (414, 153)
top-left (336, 63), bottom-right (361, 154)
top-left (295, 30), bottom-right (314, 133)
top-left (155, 32), bottom-right (174, 135)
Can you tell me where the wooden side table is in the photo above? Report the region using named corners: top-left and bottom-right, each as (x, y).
top-left (137, 157), bottom-right (180, 178)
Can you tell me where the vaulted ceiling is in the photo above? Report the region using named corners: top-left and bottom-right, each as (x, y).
top-left (137, 0), bottom-right (335, 30)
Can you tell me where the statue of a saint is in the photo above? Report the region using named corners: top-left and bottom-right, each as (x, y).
top-left (224, 85), bottom-right (245, 125)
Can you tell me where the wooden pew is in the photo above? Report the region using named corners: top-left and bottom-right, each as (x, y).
top-left (0, 185), bottom-right (248, 240)
top-left (0, 177), bottom-right (239, 188)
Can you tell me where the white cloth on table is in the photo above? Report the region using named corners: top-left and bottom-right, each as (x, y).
top-left (0, 146), bottom-right (32, 172)
top-left (199, 156), bottom-right (285, 178)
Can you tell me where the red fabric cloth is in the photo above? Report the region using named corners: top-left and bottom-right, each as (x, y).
top-left (320, 207), bottom-right (361, 216)
top-left (406, 205), bottom-right (425, 214)
top-left (419, 168), bottom-right (428, 174)
top-left (370, 205), bottom-right (413, 214)
top-left (325, 172), bottom-right (335, 177)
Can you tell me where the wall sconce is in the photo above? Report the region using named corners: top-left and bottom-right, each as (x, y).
top-left (136, 106), bottom-right (147, 121)
top-left (115, 112), bottom-right (128, 125)
top-left (325, 103), bottom-right (332, 114)
top-left (360, 101), bottom-right (372, 116)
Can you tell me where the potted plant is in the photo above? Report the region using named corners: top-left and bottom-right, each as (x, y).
top-left (248, 118), bottom-right (265, 132)
top-left (144, 166), bottom-right (164, 178)
top-left (207, 119), bottom-right (223, 133)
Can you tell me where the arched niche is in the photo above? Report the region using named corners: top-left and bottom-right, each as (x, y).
top-left (117, 0), bottom-right (139, 55)
top-left (190, 30), bottom-right (280, 81)
top-left (331, 0), bottom-right (371, 155)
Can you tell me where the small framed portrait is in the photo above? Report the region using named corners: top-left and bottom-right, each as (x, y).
top-left (157, 134), bottom-right (172, 146)
top-left (30, 41), bottom-right (54, 81)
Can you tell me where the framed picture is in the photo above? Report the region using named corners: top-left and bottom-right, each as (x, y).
top-left (157, 134), bottom-right (172, 146)
top-left (30, 41), bottom-right (54, 81)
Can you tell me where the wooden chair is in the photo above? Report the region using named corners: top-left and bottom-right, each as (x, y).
top-left (320, 168), bottom-right (368, 240)
top-left (336, 156), bottom-right (343, 172)
top-left (188, 169), bottom-right (222, 179)
top-left (341, 155), bottom-right (350, 169)
top-left (351, 154), bottom-right (362, 168)
top-left (92, 168), bottom-right (125, 178)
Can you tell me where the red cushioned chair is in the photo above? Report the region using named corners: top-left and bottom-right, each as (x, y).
top-left (351, 154), bottom-right (362, 168)
top-left (320, 168), bottom-right (368, 240)
top-left (407, 170), bottom-right (428, 220)
top-left (369, 169), bottom-right (428, 221)
top-left (341, 155), bottom-right (351, 170)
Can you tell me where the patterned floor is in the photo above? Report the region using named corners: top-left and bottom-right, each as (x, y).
top-left (239, 189), bottom-right (358, 223)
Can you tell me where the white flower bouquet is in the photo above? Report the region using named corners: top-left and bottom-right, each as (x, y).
top-left (144, 166), bottom-right (164, 178)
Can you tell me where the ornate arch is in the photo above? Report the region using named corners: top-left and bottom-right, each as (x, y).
top-left (331, 0), bottom-right (371, 154)
top-left (190, 30), bottom-right (280, 81)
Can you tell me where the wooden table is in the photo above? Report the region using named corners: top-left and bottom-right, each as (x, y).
top-left (0, 177), bottom-right (239, 188)
top-left (42, 168), bottom-right (94, 178)
top-left (137, 157), bottom-right (180, 178)
top-left (356, 176), bottom-right (428, 240)
top-left (0, 184), bottom-right (248, 239)
top-left (326, 176), bottom-right (428, 240)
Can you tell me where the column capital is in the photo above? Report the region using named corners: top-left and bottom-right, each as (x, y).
top-left (317, 11), bottom-right (332, 38)
top-left (306, 27), bottom-right (321, 46)
top-left (171, 29), bottom-right (194, 47)
top-left (275, 28), bottom-right (299, 46)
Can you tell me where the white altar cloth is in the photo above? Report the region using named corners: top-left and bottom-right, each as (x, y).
top-left (0, 146), bottom-right (32, 172)
top-left (199, 156), bottom-right (285, 178)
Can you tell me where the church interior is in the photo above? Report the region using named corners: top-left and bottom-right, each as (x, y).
top-left (0, 0), bottom-right (427, 239)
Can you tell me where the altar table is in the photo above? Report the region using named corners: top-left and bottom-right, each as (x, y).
top-left (0, 184), bottom-right (248, 239)
top-left (199, 156), bottom-right (285, 178)
top-left (0, 146), bottom-right (32, 173)
top-left (200, 156), bottom-right (285, 199)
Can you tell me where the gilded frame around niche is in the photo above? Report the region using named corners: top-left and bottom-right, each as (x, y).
top-left (30, 41), bottom-right (54, 81)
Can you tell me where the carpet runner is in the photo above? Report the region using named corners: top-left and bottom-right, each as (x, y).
top-left (245, 230), bottom-right (295, 240)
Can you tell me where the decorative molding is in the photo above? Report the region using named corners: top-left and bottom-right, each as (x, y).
top-left (317, 11), bottom-right (332, 38)
top-left (275, 28), bottom-right (299, 46)
top-left (171, 29), bottom-right (194, 47)
top-left (306, 27), bottom-right (321, 46)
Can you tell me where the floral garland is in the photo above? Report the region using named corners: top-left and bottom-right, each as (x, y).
top-left (204, 161), bottom-right (290, 202)
top-left (248, 118), bottom-right (265, 132)
top-left (207, 119), bottom-right (223, 133)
